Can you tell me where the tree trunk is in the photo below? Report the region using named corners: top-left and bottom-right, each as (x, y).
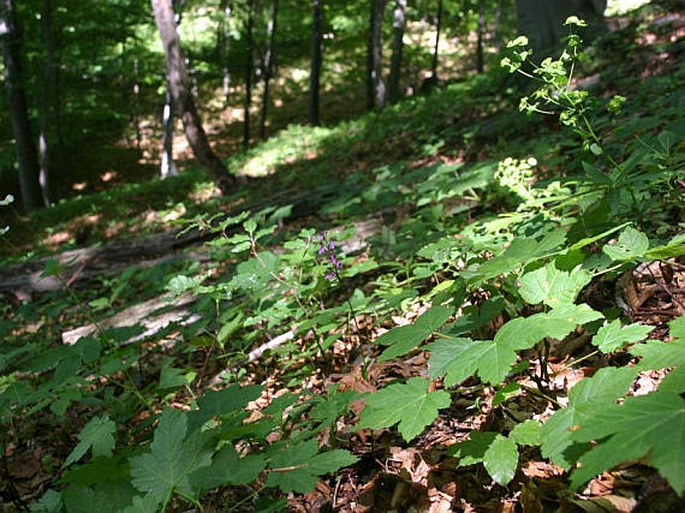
top-left (515, 0), bottom-right (607, 54)
top-left (388, 0), bottom-right (406, 104)
top-left (243, 0), bottom-right (256, 148)
top-left (309, 0), bottom-right (323, 126)
top-left (161, 88), bottom-right (178, 178)
top-left (366, 0), bottom-right (385, 111)
top-left (259, 0), bottom-right (279, 139)
top-left (492, 0), bottom-right (502, 49)
top-left (476, 0), bottom-right (485, 74)
top-left (430, 0), bottom-right (443, 80)
top-left (0, 0), bottom-right (43, 212)
top-left (39, 0), bottom-right (53, 206)
top-left (220, 0), bottom-right (233, 106)
top-left (151, 0), bottom-right (235, 194)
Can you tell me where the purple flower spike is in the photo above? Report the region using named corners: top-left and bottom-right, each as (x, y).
top-left (325, 273), bottom-right (335, 281)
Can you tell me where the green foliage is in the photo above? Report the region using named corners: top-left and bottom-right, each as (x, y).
top-left (5, 5), bottom-right (685, 510)
top-left (356, 377), bottom-right (451, 441)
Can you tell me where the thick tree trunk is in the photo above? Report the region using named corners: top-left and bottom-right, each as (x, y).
top-left (0, 0), bottom-right (43, 212)
top-left (243, 0), bottom-right (256, 148)
top-left (39, 0), bottom-right (53, 206)
top-left (388, 0), bottom-right (406, 104)
top-left (309, 0), bottom-right (323, 126)
top-left (366, 0), bottom-right (385, 111)
top-left (430, 0), bottom-right (443, 80)
top-left (259, 0), bottom-right (279, 139)
top-left (476, 0), bottom-right (485, 73)
top-left (151, 0), bottom-right (235, 194)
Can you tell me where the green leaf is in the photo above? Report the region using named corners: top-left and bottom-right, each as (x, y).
top-left (377, 305), bottom-right (453, 361)
top-left (189, 384), bottom-right (263, 431)
top-left (483, 435), bottom-right (519, 486)
top-left (265, 440), bottom-right (357, 493)
top-left (603, 227), bottom-right (649, 261)
top-left (540, 367), bottom-right (636, 469)
top-left (120, 495), bottom-right (161, 513)
top-left (646, 233), bottom-right (685, 260)
top-left (64, 416), bottom-right (116, 467)
top-left (632, 338), bottom-right (685, 371)
top-left (451, 432), bottom-right (518, 485)
top-left (130, 409), bottom-right (213, 503)
top-left (510, 419), bottom-right (542, 446)
top-left (518, 264), bottom-right (592, 307)
top-left (591, 319), bottom-right (652, 353)
top-left (356, 377), bottom-right (451, 441)
top-left (570, 391), bottom-right (685, 494)
top-left (430, 305), bottom-right (602, 386)
top-left (189, 445), bottom-right (266, 490)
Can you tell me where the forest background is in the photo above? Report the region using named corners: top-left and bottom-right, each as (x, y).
top-left (2, 0), bottom-right (685, 512)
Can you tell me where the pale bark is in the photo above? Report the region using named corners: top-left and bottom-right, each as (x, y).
top-left (151, 0), bottom-right (235, 194)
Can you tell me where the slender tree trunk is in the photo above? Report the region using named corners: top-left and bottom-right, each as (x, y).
top-left (0, 0), bottom-right (43, 212)
top-left (161, 88), bottom-right (178, 178)
top-left (220, 0), bottom-right (233, 105)
top-left (309, 0), bottom-right (323, 126)
top-left (151, 0), bottom-right (235, 194)
top-left (492, 0), bottom-right (502, 49)
top-left (476, 0), bottom-right (485, 73)
top-left (259, 0), bottom-right (279, 139)
top-left (366, 0), bottom-right (385, 111)
top-left (388, 0), bottom-right (406, 104)
top-left (430, 0), bottom-right (443, 79)
top-left (39, 0), bottom-right (53, 206)
top-left (243, 0), bottom-right (255, 147)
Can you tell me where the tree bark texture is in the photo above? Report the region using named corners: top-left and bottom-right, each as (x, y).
top-left (151, 0), bottom-right (235, 194)
top-left (388, 0), bottom-right (406, 104)
top-left (366, 0), bottom-right (385, 111)
top-left (309, 0), bottom-right (323, 126)
top-left (220, 0), bottom-right (233, 105)
top-left (161, 88), bottom-right (178, 178)
top-left (243, 0), bottom-right (256, 147)
top-left (39, 0), bottom-right (54, 206)
top-left (476, 0), bottom-right (485, 73)
top-left (260, 0), bottom-right (279, 139)
top-left (515, 0), bottom-right (607, 54)
top-left (0, 0), bottom-right (43, 212)
top-left (430, 0), bottom-right (443, 79)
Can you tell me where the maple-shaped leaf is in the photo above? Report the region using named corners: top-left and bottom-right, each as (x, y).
top-left (64, 416), bottom-right (116, 467)
top-left (632, 338), bottom-right (685, 371)
top-left (509, 419), bottom-right (542, 446)
top-left (377, 305), bottom-right (452, 361)
top-left (603, 226), bottom-right (649, 261)
top-left (428, 305), bottom-right (602, 385)
top-left (540, 367), bottom-right (636, 469)
top-left (188, 383), bottom-right (263, 431)
top-left (265, 439), bottom-right (358, 493)
top-left (130, 409), bottom-right (213, 504)
top-left (451, 431), bottom-right (518, 485)
top-left (189, 445), bottom-right (266, 490)
top-left (356, 377), bottom-right (451, 441)
top-left (518, 264), bottom-right (592, 307)
top-left (591, 319), bottom-right (652, 353)
top-left (570, 390), bottom-right (685, 494)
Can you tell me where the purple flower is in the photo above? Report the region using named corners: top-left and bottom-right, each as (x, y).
top-left (316, 231), bottom-right (344, 281)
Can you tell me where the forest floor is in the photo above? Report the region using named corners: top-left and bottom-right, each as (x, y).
top-left (3, 2), bottom-right (685, 513)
